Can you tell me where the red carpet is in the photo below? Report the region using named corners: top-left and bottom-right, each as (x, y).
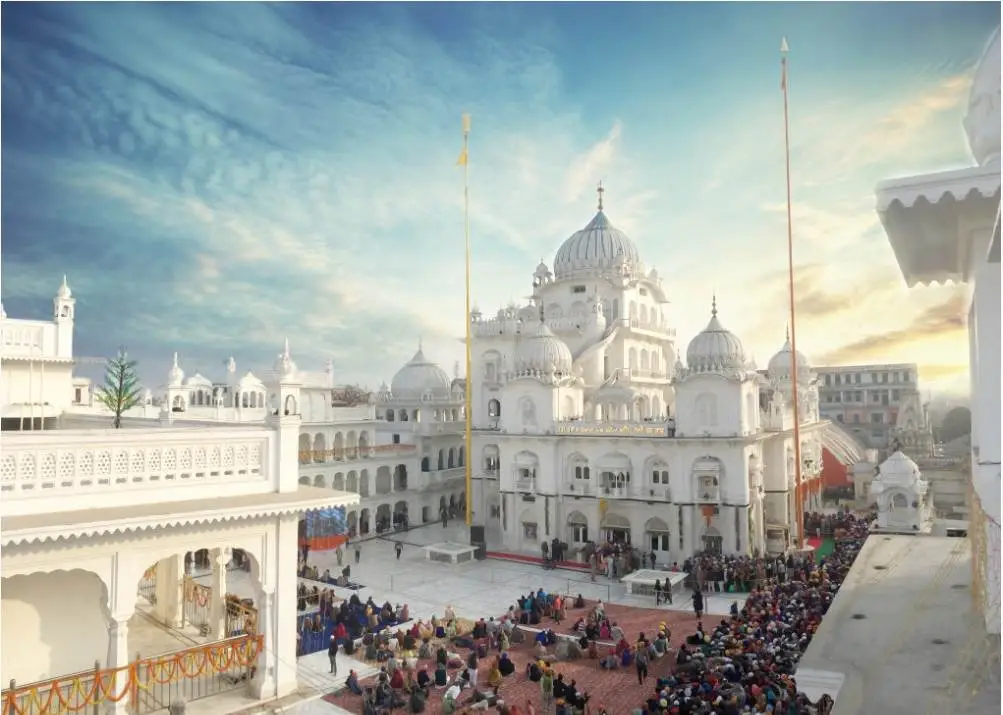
top-left (485, 551), bottom-right (591, 572)
top-left (806, 537), bottom-right (823, 550)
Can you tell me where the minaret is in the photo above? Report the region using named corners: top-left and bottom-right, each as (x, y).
top-left (53, 275), bottom-right (75, 359)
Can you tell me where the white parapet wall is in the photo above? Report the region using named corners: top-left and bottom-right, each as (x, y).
top-left (1, 426), bottom-right (279, 517)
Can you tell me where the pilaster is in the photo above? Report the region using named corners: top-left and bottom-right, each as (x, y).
top-left (680, 506), bottom-right (692, 557)
top-left (668, 505), bottom-right (681, 564)
top-left (153, 555), bottom-right (183, 628)
top-left (737, 506), bottom-right (750, 555)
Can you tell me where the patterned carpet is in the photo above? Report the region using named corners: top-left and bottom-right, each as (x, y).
top-left (323, 601), bottom-right (700, 714)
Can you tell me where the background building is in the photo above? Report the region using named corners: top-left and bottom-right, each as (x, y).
top-left (815, 362), bottom-right (933, 456)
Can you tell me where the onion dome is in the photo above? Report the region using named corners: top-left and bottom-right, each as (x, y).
top-left (684, 297), bottom-right (747, 374)
top-left (515, 320), bottom-right (573, 376)
top-left (553, 185), bottom-right (641, 279)
top-left (56, 275), bottom-right (72, 300)
top-left (167, 352), bottom-right (185, 387)
top-left (273, 338), bottom-right (297, 380)
top-left (391, 343), bottom-right (452, 398)
top-left (767, 328), bottom-right (811, 381)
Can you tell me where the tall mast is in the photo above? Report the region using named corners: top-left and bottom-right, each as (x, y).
top-left (781, 38), bottom-right (806, 551)
top-left (461, 113), bottom-right (474, 527)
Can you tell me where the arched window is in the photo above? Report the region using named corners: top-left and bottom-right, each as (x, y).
top-left (421, 457), bottom-right (430, 472)
top-left (488, 399), bottom-right (501, 418)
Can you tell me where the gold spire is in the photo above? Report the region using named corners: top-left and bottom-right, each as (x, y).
top-left (711, 293), bottom-right (718, 318)
top-left (597, 181), bottom-right (605, 211)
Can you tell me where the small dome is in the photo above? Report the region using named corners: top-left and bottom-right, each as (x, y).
top-left (56, 275), bottom-right (72, 300)
top-left (553, 211), bottom-right (641, 279)
top-left (184, 372), bottom-right (213, 388)
top-left (273, 338), bottom-right (297, 379)
top-left (167, 352), bottom-right (185, 387)
top-left (877, 450), bottom-right (921, 484)
top-left (516, 320), bottom-right (573, 375)
top-left (238, 371), bottom-right (265, 388)
top-left (685, 298), bottom-right (746, 374)
top-left (963, 27), bottom-right (1001, 167)
top-left (391, 345), bottom-right (452, 398)
top-left (767, 331), bottom-right (811, 380)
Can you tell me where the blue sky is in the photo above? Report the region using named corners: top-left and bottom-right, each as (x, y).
top-left (2, 3), bottom-right (997, 394)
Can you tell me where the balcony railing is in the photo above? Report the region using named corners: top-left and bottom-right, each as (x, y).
top-left (298, 443), bottom-right (416, 464)
top-left (513, 477), bottom-right (536, 492)
top-left (1, 428), bottom-right (272, 507)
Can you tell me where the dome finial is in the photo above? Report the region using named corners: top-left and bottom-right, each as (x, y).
top-left (418, 335), bottom-right (423, 352)
top-left (785, 323), bottom-right (790, 343)
top-left (711, 293), bottom-right (718, 318)
top-left (596, 181), bottom-right (605, 211)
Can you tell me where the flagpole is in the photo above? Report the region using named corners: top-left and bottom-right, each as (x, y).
top-left (461, 113), bottom-right (474, 528)
top-left (781, 38), bottom-right (806, 552)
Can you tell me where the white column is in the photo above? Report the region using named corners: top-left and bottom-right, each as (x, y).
top-left (153, 555), bottom-right (183, 628)
top-left (272, 514), bottom-right (301, 697)
top-left (251, 589), bottom-right (276, 699)
top-left (106, 615), bottom-right (131, 714)
top-left (209, 548), bottom-right (230, 639)
top-left (681, 506), bottom-right (693, 557)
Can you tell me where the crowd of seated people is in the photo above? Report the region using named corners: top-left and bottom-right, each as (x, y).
top-left (298, 592), bottom-right (411, 656)
top-left (631, 515), bottom-right (869, 714)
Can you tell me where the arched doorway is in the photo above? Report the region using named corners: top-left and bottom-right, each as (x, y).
top-left (421, 505), bottom-right (432, 523)
top-left (645, 516), bottom-right (671, 564)
top-left (701, 526), bottom-right (723, 554)
top-left (360, 508), bottom-right (371, 536)
top-left (375, 504), bottom-right (392, 534)
top-left (347, 511), bottom-right (358, 537)
top-left (600, 512), bottom-right (631, 546)
top-left (567, 511), bottom-right (589, 545)
top-left (393, 500), bottom-right (409, 530)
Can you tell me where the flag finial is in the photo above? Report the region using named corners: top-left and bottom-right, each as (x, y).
top-left (780, 37), bottom-right (789, 54)
top-left (597, 181), bottom-right (605, 211)
top-left (462, 113), bottom-right (471, 134)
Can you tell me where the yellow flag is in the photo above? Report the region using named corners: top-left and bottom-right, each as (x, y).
top-left (457, 113), bottom-right (471, 166)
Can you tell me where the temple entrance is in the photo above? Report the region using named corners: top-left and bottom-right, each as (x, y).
top-left (702, 526), bottom-right (723, 554)
top-left (601, 513), bottom-right (631, 546)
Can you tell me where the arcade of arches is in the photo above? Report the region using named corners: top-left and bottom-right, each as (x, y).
top-left (346, 491), bottom-right (467, 538)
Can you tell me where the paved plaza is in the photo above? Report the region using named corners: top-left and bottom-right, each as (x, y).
top-left (284, 524), bottom-right (746, 714)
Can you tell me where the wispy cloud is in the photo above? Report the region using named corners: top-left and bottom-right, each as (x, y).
top-left (818, 291), bottom-right (967, 364)
top-left (1, 3), bottom-right (993, 394)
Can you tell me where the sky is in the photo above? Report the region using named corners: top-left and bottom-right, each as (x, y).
top-left (1, 3), bottom-right (997, 395)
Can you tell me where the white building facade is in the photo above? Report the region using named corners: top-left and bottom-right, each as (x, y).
top-left (1, 298), bottom-right (358, 713)
top-left (875, 27), bottom-right (1001, 634)
top-left (0, 277), bottom-right (77, 430)
top-left (467, 195), bottom-right (844, 562)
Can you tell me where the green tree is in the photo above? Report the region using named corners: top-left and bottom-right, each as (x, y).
top-left (95, 349), bottom-right (143, 428)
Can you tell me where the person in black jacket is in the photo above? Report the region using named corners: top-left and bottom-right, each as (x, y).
top-left (692, 588), bottom-right (704, 620)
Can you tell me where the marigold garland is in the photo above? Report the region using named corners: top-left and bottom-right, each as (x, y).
top-left (1, 634), bottom-right (263, 714)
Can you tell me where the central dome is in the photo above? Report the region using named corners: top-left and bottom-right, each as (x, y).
top-left (553, 211), bottom-right (641, 279)
top-left (391, 346), bottom-right (451, 398)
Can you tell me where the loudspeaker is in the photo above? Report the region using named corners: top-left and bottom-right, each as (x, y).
top-left (470, 525), bottom-right (485, 543)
